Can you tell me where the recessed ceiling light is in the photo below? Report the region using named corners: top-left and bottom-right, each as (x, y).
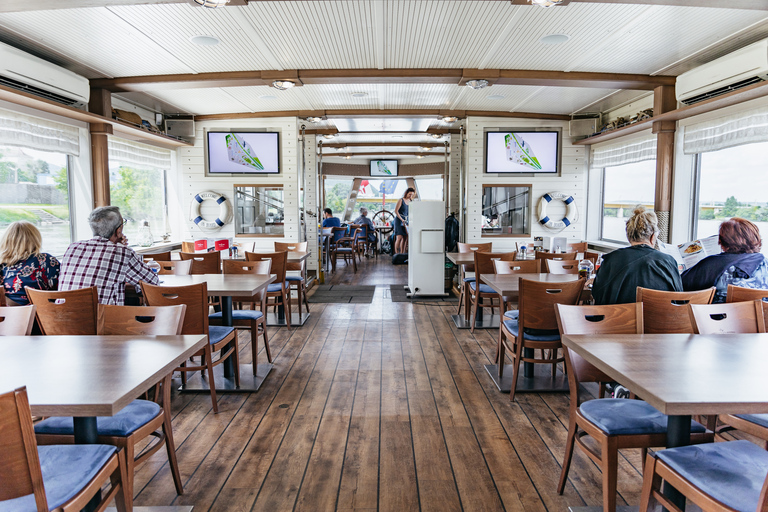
top-left (540, 34), bottom-right (570, 45)
top-left (466, 79), bottom-right (489, 90)
top-left (189, 35), bottom-right (220, 46)
top-left (391, 135), bottom-right (404, 139)
top-left (417, 155), bottom-right (425, 159)
top-left (193, 0), bottom-right (229, 7)
top-left (431, 133), bottom-right (443, 139)
top-left (272, 80), bottom-right (295, 90)
top-left (487, 94), bottom-right (505, 100)
top-left (530, 0), bottom-right (565, 7)
top-left (351, 92), bottom-right (368, 98)
top-left (259, 95), bottom-right (277, 100)
top-left (420, 146), bottom-right (432, 151)
top-left (323, 133), bottom-right (337, 139)
top-left (441, 116), bottom-right (458, 123)
top-left (345, 155), bottom-right (352, 159)
top-left (305, 116), bottom-right (324, 123)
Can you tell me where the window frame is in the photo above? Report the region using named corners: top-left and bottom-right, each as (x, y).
top-left (598, 159), bottom-right (657, 245)
top-left (480, 183), bottom-right (533, 238)
top-left (233, 184), bottom-right (286, 238)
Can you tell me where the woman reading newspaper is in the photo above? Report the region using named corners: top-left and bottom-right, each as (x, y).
top-left (681, 217), bottom-right (768, 303)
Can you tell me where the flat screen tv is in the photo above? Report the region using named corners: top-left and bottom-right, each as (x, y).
top-left (485, 131), bottom-right (559, 174)
top-left (370, 159), bottom-right (399, 177)
top-left (206, 131), bottom-right (280, 175)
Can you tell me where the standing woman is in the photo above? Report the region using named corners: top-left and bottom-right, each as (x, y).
top-left (394, 187), bottom-right (415, 254)
top-left (0, 221), bottom-right (60, 305)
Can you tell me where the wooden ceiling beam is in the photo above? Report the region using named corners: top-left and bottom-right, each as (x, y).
top-left (323, 142), bottom-right (446, 148)
top-left (195, 109), bottom-right (570, 121)
top-left (320, 152), bottom-right (446, 157)
top-left (496, 70), bottom-right (675, 90)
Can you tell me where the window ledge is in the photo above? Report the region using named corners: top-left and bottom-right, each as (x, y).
top-left (587, 240), bottom-right (626, 253)
top-left (133, 241), bottom-right (182, 253)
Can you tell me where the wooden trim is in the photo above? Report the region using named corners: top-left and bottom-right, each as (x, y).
top-left (196, 109), bottom-right (570, 121)
top-left (653, 85), bottom-right (676, 216)
top-left (90, 132), bottom-right (110, 208)
top-left (234, 184), bottom-right (284, 188)
top-left (235, 233), bottom-right (284, 238)
top-left (481, 183), bottom-right (534, 238)
top-left (321, 152), bottom-right (446, 157)
top-left (496, 69), bottom-right (673, 90)
top-left (323, 142), bottom-right (445, 148)
top-left (512, 0), bottom-right (768, 8)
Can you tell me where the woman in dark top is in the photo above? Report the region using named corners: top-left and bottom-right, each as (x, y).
top-left (0, 221), bottom-right (60, 305)
top-left (393, 187), bottom-right (415, 254)
top-left (592, 206), bottom-right (682, 305)
top-left (682, 217), bottom-right (768, 303)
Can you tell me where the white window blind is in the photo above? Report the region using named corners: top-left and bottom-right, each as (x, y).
top-left (683, 106), bottom-right (768, 155)
top-left (108, 136), bottom-right (171, 170)
top-left (0, 107), bottom-right (80, 156)
top-left (591, 134), bottom-right (657, 169)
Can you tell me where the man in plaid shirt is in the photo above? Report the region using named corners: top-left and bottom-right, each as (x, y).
top-left (59, 206), bottom-right (159, 305)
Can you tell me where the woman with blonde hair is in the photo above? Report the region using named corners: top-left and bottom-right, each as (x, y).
top-left (0, 221), bottom-right (60, 305)
top-left (592, 205), bottom-right (682, 304)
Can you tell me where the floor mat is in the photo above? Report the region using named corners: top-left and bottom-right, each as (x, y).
top-left (307, 285), bottom-right (376, 303)
top-left (388, 284), bottom-right (458, 302)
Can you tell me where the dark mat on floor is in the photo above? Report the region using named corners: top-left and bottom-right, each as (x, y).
top-left (389, 285), bottom-right (458, 302)
top-left (307, 285), bottom-right (376, 303)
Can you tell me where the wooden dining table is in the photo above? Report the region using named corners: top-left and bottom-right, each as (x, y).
top-left (160, 273), bottom-right (276, 392)
top-left (562, 333), bottom-right (768, 512)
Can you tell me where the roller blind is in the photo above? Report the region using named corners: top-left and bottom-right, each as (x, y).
top-left (108, 136), bottom-right (172, 170)
top-left (0, 107), bottom-right (80, 156)
top-left (683, 106), bottom-right (768, 155)
top-left (591, 134), bottom-right (657, 168)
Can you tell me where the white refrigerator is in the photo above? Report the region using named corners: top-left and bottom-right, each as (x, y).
top-left (407, 200), bottom-right (446, 297)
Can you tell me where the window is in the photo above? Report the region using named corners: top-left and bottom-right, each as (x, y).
top-left (415, 178), bottom-right (444, 201)
top-left (0, 145), bottom-right (72, 256)
top-left (694, 141), bottom-right (768, 255)
top-left (357, 179), bottom-right (408, 218)
top-left (601, 160), bottom-right (656, 243)
top-left (481, 185), bottom-right (532, 237)
top-left (234, 185), bottom-right (284, 236)
top-left (323, 178), bottom-right (352, 218)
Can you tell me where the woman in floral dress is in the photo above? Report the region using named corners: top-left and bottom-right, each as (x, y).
top-left (0, 221), bottom-right (60, 305)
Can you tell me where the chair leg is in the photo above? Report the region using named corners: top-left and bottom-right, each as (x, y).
top-left (232, 336), bottom-right (241, 388)
top-left (497, 331), bottom-right (507, 378)
top-left (601, 436), bottom-right (619, 512)
top-left (456, 284), bottom-right (464, 315)
top-left (639, 454), bottom-right (660, 512)
top-left (204, 345), bottom-right (219, 413)
top-left (111, 450), bottom-right (131, 512)
top-left (470, 292), bottom-right (479, 333)
top-left (557, 416), bottom-right (578, 494)
top-left (285, 289), bottom-right (293, 329)
top-left (261, 319), bottom-right (272, 363)
top-left (124, 437), bottom-right (136, 500)
top-left (302, 282), bottom-right (310, 313)
top-left (163, 411), bottom-right (184, 495)
top-left (509, 335), bottom-right (525, 402)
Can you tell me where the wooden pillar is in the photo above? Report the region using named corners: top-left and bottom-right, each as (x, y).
top-left (89, 88), bottom-right (113, 207)
top-left (652, 85), bottom-right (676, 243)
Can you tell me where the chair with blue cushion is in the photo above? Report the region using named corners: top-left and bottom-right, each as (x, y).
top-left (492, 259), bottom-right (541, 313)
top-left (210, 260), bottom-right (272, 366)
top-left (246, 250), bottom-right (293, 330)
top-left (727, 284), bottom-right (768, 333)
top-left (26, 287), bottom-right (98, 336)
top-left (497, 276), bottom-right (583, 399)
top-left (455, 242), bottom-right (492, 321)
top-left (0, 305), bottom-right (36, 336)
top-left (275, 241), bottom-right (310, 318)
top-left (141, 281), bottom-right (238, 413)
top-left (469, 250), bottom-right (516, 333)
top-left (330, 227), bottom-right (358, 273)
top-left (0, 386), bottom-right (130, 512)
top-left (554, 303), bottom-right (714, 512)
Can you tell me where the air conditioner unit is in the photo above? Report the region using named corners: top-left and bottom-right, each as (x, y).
top-left (165, 118), bottom-right (195, 138)
top-left (676, 39), bottom-right (768, 106)
top-left (569, 118), bottom-right (599, 138)
top-left (0, 41), bottom-right (90, 108)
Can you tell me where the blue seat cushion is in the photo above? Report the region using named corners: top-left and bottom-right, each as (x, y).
top-left (285, 275), bottom-right (304, 282)
top-left (504, 310), bottom-right (519, 319)
top-left (735, 413), bottom-right (768, 429)
top-left (336, 248), bottom-right (354, 253)
top-left (35, 400), bottom-right (161, 437)
top-left (267, 281), bottom-right (290, 293)
top-left (580, 398), bottom-right (707, 436)
top-left (656, 440), bottom-right (768, 512)
top-left (208, 325), bottom-right (235, 344)
top-left (463, 277), bottom-right (476, 283)
top-left (0, 444), bottom-right (118, 512)
top-left (468, 281), bottom-right (495, 294)
top-left (210, 310), bottom-right (264, 321)
top-left (502, 316), bottom-right (560, 341)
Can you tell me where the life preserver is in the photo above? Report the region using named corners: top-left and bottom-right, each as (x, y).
top-left (190, 191), bottom-right (232, 230)
top-left (538, 191), bottom-right (578, 232)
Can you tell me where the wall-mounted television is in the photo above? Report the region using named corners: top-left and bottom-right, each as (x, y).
top-left (206, 131), bottom-right (280, 175)
top-left (485, 130), bottom-right (560, 174)
top-left (370, 159), bottom-right (399, 177)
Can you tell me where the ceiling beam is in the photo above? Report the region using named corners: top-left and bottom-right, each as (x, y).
top-left (323, 142), bottom-right (446, 148)
top-left (320, 152), bottom-right (445, 157)
top-left (195, 109), bottom-right (571, 121)
top-left (91, 68), bottom-right (674, 93)
top-left (509, 0), bottom-right (768, 8)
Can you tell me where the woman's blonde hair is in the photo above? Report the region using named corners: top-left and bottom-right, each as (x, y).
top-left (0, 221), bottom-right (43, 265)
top-left (625, 205), bottom-right (659, 243)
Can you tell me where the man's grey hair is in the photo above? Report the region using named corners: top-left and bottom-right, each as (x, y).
top-left (89, 206), bottom-right (122, 239)
top-left (359, 207), bottom-right (368, 215)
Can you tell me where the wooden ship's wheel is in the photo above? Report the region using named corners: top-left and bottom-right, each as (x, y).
top-left (372, 209), bottom-right (395, 251)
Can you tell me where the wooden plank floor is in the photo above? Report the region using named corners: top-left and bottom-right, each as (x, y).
top-left (133, 255), bottom-right (649, 511)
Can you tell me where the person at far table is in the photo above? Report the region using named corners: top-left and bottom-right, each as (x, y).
top-left (682, 217), bottom-right (768, 303)
top-left (592, 205), bottom-right (682, 304)
top-left (59, 206), bottom-right (159, 305)
top-left (394, 187), bottom-right (415, 254)
top-left (0, 221), bottom-right (60, 305)
top-left (323, 208), bottom-right (343, 242)
top-left (353, 207), bottom-right (377, 244)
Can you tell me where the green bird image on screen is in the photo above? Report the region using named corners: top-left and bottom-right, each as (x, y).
top-left (505, 133), bottom-right (542, 170)
top-left (226, 133), bottom-right (264, 170)
top-left (377, 161), bottom-right (392, 175)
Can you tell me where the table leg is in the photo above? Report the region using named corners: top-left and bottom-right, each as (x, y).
top-left (662, 415), bottom-right (691, 511)
top-left (221, 296), bottom-right (234, 379)
top-left (74, 417), bottom-right (101, 512)
top-left (523, 348), bottom-right (534, 378)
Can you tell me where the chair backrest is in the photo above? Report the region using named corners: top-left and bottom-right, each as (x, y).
top-left (179, 251), bottom-right (221, 274)
top-left (583, 251), bottom-right (600, 264)
top-left (0, 305), bottom-right (37, 335)
top-left (726, 284), bottom-right (768, 328)
top-left (97, 304), bottom-right (187, 335)
top-left (473, 251), bottom-right (516, 279)
top-left (0, 386), bottom-right (48, 510)
top-left (0, 287), bottom-right (6, 307)
top-left (689, 301), bottom-right (766, 334)
top-left (181, 241), bottom-right (196, 253)
top-left (142, 251), bottom-right (172, 262)
top-left (519, 277), bottom-right (585, 332)
top-left (545, 259), bottom-right (580, 274)
top-left (457, 242), bottom-right (492, 273)
top-left (275, 241), bottom-right (307, 272)
top-left (141, 281), bottom-right (209, 335)
top-left (157, 260), bottom-right (192, 275)
top-left (245, 251), bottom-right (287, 284)
top-left (535, 251), bottom-right (578, 261)
top-left (636, 287), bottom-right (715, 334)
top-left (567, 242), bottom-right (588, 253)
top-left (330, 226), bottom-right (346, 243)
top-left (493, 259), bottom-right (541, 274)
top-left (349, 224), bottom-right (362, 242)
top-left (26, 287), bottom-right (98, 335)
top-left (555, 303), bottom-right (644, 393)
top-left (223, 260), bottom-right (272, 303)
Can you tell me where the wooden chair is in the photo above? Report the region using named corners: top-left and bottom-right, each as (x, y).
top-left (554, 303), bottom-right (713, 512)
top-left (584, 251), bottom-right (601, 265)
top-left (142, 251), bottom-right (172, 262)
top-left (179, 251), bottom-right (221, 274)
top-left (689, 300), bottom-right (766, 334)
top-left (330, 227), bottom-right (358, 273)
top-left (535, 251), bottom-right (577, 262)
top-left (469, 251), bottom-right (516, 333)
top-left (157, 260), bottom-right (193, 275)
top-left (36, 304), bottom-right (187, 500)
top-left (0, 305), bottom-right (36, 335)
top-left (210, 260), bottom-right (273, 366)
top-left (275, 241), bottom-right (310, 316)
top-left (181, 241), bottom-right (196, 253)
top-left (545, 259), bottom-right (580, 274)
top-left (492, 259), bottom-right (541, 311)
top-left (456, 242), bottom-right (493, 322)
top-left (1, 386), bottom-right (130, 512)
top-left (727, 284), bottom-right (768, 329)
top-left (567, 242), bottom-right (588, 253)
top-left (0, 287), bottom-right (6, 307)
top-left (26, 286), bottom-right (98, 335)
top-left (141, 281), bottom-right (239, 413)
top-left (246, 251), bottom-right (293, 330)
top-left (636, 287), bottom-right (715, 334)
top-left (497, 277), bottom-right (584, 399)
top-left (348, 224), bottom-right (363, 262)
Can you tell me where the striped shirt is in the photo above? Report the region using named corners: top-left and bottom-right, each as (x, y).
top-left (58, 237), bottom-right (159, 305)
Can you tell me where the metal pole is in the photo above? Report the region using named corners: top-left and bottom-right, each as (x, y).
top-left (459, 124), bottom-right (466, 243)
top-left (318, 140), bottom-right (325, 283)
top-left (300, 124), bottom-right (307, 243)
top-left (443, 140), bottom-right (448, 207)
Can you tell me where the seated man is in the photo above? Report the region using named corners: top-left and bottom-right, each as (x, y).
top-left (353, 207), bottom-right (377, 253)
top-left (59, 206), bottom-right (159, 305)
top-left (322, 208), bottom-right (343, 243)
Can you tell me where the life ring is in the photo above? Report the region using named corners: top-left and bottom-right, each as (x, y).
top-left (190, 191), bottom-right (232, 230)
top-left (538, 191), bottom-right (578, 232)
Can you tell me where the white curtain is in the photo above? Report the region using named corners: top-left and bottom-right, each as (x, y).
top-left (683, 106), bottom-right (768, 155)
top-left (108, 136), bottom-right (171, 170)
top-left (0, 107), bottom-right (80, 156)
top-left (591, 134), bottom-right (657, 168)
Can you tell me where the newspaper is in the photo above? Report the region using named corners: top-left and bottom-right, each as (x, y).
top-left (658, 234), bottom-right (720, 272)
